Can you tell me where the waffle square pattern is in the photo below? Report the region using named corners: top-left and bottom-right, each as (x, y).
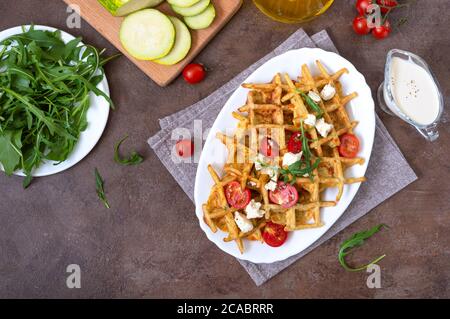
top-left (202, 61), bottom-right (366, 253)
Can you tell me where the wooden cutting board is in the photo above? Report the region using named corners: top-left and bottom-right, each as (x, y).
top-left (64, 0), bottom-right (242, 86)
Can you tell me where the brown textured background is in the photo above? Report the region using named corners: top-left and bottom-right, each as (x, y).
top-left (0, 0), bottom-right (449, 298)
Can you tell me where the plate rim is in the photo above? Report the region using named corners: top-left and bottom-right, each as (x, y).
top-left (0, 25), bottom-right (110, 177)
top-left (194, 47), bottom-right (376, 263)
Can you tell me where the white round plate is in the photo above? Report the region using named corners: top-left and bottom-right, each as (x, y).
top-left (194, 48), bottom-right (375, 264)
top-left (0, 25), bottom-right (110, 177)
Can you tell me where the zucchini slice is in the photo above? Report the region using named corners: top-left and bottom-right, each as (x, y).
top-left (154, 17), bottom-right (192, 65)
top-left (119, 9), bottom-right (175, 60)
top-left (98, 0), bottom-right (164, 16)
top-left (167, 0), bottom-right (201, 8)
top-left (183, 3), bottom-right (216, 30)
top-left (171, 0), bottom-right (210, 17)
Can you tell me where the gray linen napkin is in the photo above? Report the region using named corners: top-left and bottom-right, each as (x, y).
top-left (148, 29), bottom-right (418, 285)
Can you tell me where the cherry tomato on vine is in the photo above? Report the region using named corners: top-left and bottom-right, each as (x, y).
top-left (372, 20), bottom-right (391, 39)
top-left (376, 0), bottom-right (398, 14)
top-left (182, 63), bottom-right (206, 84)
top-left (356, 0), bottom-right (373, 15)
top-left (353, 16), bottom-right (371, 35)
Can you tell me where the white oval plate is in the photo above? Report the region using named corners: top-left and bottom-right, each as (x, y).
top-left (194, 48), bottom-right (375, 264)
top-left (0, 25), bottom-right (110, 177)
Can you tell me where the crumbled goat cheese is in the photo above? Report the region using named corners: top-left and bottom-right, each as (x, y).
top-left (234, 212), bottom-right (254, 232)
top-left (308, 91), bottom-right (322, 103)
top-left (264, 180), bottom-right (278, 192)
top-left (245, 200), bottom-right (265, 219)
top-left (304, 114), bottom-right (317, 126)
top-left (283, 152), bottom-right (303, 167)
top-left (320, 84), bottom-right (336, 101)
top-left (315, 118), bottom-right (334, 138)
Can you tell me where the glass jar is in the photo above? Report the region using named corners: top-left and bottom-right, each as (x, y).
top-left (378, 49), bottom-right (444, 142)
top-left (253, 0), bottom-right (335, 23)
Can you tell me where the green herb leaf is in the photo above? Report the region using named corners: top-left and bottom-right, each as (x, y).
top-left (296, 89), bottom-right (323, 118)
top-left (338, 224), bottom-right (388, 272)
top-left (0, 130), bottom-right (23, 175)
top-left (114, 135), bottom-right (144, 166)
top-left (23, 174), bottom-right (33, 189)
top-left (94, 168), bottom-right (110, 209)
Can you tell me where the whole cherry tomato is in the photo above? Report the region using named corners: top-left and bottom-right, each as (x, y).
top-left (175, 139), bottom-right (194, 158)
top-left (372, 20), bottom-right (391, 39)
top-left (376, 0), bottom-right (398, 14)
top-left (182, 63), bottom-right (206, 84)
top-left (356, 0), bottom-right (373, 15)
top-left (353, 16), bottom-right (371, 35)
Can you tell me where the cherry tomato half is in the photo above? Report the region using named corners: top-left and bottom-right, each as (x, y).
top-left (225, 181), bottom-right (251, 209)
top-left (262, 222), bottom-right (288, 247)
top-left (182, 63), bottom-right (206, 84)
top-left (269, 181), bottom-right (299, 209)
top-left (356, 0), bottom-right (373, 15)
top-left (353, 16), bottom-right (371, 35)
top-left (175, 139), bottom-right (194, 158)
top-left (287, 132), bottom-right (303, 154)
top-left (339, 133), bottom-right (360, 158)
top-left (377, 0), bottom-right (398, 14)
top-left (372, 20), bottom-right (391, 40)
top-left (260, 137), bottom-right (279, 158)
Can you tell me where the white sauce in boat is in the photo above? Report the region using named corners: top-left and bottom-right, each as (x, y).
top-left (389, 57), bottom-right (440, 126)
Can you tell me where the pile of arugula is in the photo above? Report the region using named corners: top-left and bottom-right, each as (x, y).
top-left (0, 26), bottom-right (116, 187)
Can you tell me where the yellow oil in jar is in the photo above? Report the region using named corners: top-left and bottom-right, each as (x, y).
top-left (253, 0), bottom-right (335, 23)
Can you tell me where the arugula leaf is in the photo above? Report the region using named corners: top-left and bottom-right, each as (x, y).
top-left (94, 168), bottom-right (110, 209)
top-left (22, 174), bottom-right (33, 189)
top-left (114, 135), bottom-right (144, 166)
top-left (338, 224), bottom-right (388, 272)
top-left (296, 89), bottom-right (324, 118)
top-left (0, 26), bottom-right (118, 187)
top-left (0, 130), bottom-right (23, 175)
top-left (282, 158), bottom-right (320, 184)
top-left (0, 87), bottom-right (59, 135)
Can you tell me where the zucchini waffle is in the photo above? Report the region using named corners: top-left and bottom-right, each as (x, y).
top-left (202, 60), bottom-right (366, 253)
